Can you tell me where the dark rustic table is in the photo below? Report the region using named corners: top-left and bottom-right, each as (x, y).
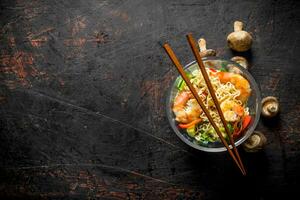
top-left (1, 0), bottom-right (300, 199)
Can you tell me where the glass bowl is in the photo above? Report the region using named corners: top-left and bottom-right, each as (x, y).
top-left (166, 58), bottom-right (261, 152)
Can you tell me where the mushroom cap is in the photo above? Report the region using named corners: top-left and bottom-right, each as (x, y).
top-left (227, 64), bottom-right (242, 74)
top-left (198, 38), bottom-right (216, 58)
top-left (231, 56), bottom-right (249, 69)
top-left (199, 49), bottom-right (216, 57)
top-left (261, 96), bottom-right (279, 118)
top-left (243, 131), bottom-right (267, 152)
top-left (227, 31), bottom-right (253, 52)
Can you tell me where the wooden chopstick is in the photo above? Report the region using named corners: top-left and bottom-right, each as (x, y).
top-left (186, 33), bottom-right (246, 174)
top-left (163, 43), bottom-right (246, 175)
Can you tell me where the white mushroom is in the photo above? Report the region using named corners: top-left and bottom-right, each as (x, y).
top-left (231, 56), bottom-right (249, 69)
top-left (198, 38), bottom-right (216, 57)
top-left (227, 21), bottom-right (253, 52)
top-left (261, 96), bottom-right (279, 118)
top-left (243, 131), bottom-right (267, 152)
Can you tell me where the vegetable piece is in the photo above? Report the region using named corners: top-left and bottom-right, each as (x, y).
top-left (261, 96), bottom-right (279, 118)
top-left (242, 115), bottom-right (252, 129)
top-left (186, 126), bottom-right (196, 137)
top-left (209, 68), bottom-right (216, 72)
top-left (176, 73), bottom-right (193, 90)
top-left (227, 123), bottom-right (234, 133)
top-left (233, 105), bottom-right (244, 116)
top-left (178, 118), bottom-right (202, 129)
top-left (227, 21), bottom-right (253, 52)
top-left (232, 122), bottom-right (239, 137)
top-left (219, 67), bottom-right (228, 72)
top-left (198, 38), bottom-right (216, 57)
top-left (232, 115), bottom-right (252, 138)
top-left (176, 79), bottom-right (185, 90)
top-left (219, 123), bottom-right (233, 141)
top-left (219, 62), bottom-right (229, 72)
top-left (207, 128), bottom-right (219, 141)
top-left (220, 129), bottom-right (229, 140)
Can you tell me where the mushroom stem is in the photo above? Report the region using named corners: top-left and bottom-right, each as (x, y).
top-left (197, 38), bottom-right (216, 57)
top-left (234, 21), bottom-right (243, 32)
top-left (198, 38), bottom-right (207, 51)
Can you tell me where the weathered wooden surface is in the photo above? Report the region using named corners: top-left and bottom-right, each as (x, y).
top-left (0, 0), bottom-right (300, 199)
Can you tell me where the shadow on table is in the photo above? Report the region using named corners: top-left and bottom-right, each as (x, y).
top-left (177, 141), bottom-right (273, 199)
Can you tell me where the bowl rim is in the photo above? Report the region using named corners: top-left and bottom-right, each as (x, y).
top-left (166, 57), bottom-right (262, 152)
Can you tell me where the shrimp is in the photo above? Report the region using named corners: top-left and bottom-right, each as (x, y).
top-left (220, 100), bottom-right (244, 122)
top-left (172, 91), bottom-right (203, 123)
top-left (217, 72), bottom-right (251, 103)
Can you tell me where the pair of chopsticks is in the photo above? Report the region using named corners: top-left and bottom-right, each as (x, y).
top-left (163, 34), bottom-right (246, 175)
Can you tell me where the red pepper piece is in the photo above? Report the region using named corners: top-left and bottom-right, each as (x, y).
top-left (178, 118), bottom-right (202, 129)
